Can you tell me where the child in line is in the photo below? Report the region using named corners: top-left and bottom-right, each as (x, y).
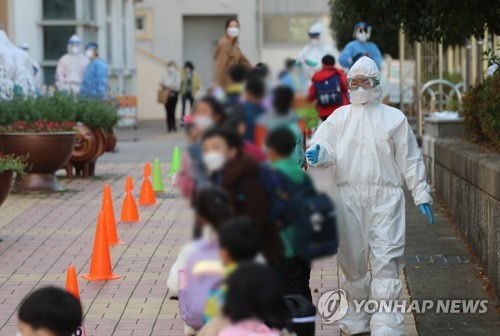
top-left (257, 85), bottom-right (305, 167)
top-left (167, 186), bottom-right (232, 296)
top-left (265, 127), bottom-right (312, 301)
top-left (224, 64), bottom-right (248, 104)
top-left (201, 127), bottom-right (283, 262)
top-left (241, 76), bottom-right (267, 143)
top-left (220, 262), bottom-right (293, 336)
top-left (199, 217), bottom-right (263, 335)
top-left (17, 286), bottom-right (82, 336)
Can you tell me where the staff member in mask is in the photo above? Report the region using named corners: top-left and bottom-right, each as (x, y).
top-left (339, 22), bottom-right (383, 70)
top-left (55, 35), bottom-right (89, 94)
top-left (214, 18), bottom-right (252, 89)
top-left (297, 22), bottom-right (339, 81)
top-left (80, 42), bottom-right (108, 99)
top-left (306, 57), bottom-right (434, 336)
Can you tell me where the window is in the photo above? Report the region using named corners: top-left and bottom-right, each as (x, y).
top-left (264, 16), bottom-right (321, 44)
top-left (135, 10), bottom-right (152, 40)
top-left (43, 26), bottom-right (76, 61)
top-left (41, 0), bottom-right (97, 85)
top-left (43, 0), bottom-right (76, 20)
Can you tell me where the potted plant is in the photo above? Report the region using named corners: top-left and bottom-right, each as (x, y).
top-left (0, 153), bottom-right (28, 206)
top-left (0, 94), bottom-right (77, 192)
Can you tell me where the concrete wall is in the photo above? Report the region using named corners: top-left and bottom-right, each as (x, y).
top-left (434, 139), bottom-right (500, 299)
top-left (136, 50), bottom-right (167, 120)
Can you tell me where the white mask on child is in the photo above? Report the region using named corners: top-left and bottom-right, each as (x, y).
top-left (203, 151), bottom-right (226, 172)
top-left (194, 116), bottom-right (214, 130)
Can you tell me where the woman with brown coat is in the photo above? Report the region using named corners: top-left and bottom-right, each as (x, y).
top-left (214, 18), bottom-right (252, 89)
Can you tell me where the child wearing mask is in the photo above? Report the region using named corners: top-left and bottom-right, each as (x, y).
top-left (257, 85), bottom-right (305, 167)
top-left (220, 262), bottom-right (293, 336)
top-left (224, 64), bottom-right (248, 104)
top-left (17, 287), bottom-right (82, 336)
top-left (201, 127), bottom-right (283, 262)
top-left (177, 96), bottom-right (225, 203)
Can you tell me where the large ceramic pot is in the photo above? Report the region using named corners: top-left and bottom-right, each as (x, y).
top-left (0, 170), bottom-right (14, 206)
top-left (65, 123), bottom-right (107, 178)
top-left (0, 132), bottom-right (76, 192)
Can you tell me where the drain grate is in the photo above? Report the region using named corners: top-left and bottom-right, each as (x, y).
top-left (404, 254), bottom-right (463, 264)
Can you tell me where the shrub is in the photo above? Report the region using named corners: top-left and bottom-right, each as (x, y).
top-left (463, 72), bottom-right (500, 150)
top-left (0, 153), bottom-right (30, 176)
top-left (0, 93), bottom-right (119, 132)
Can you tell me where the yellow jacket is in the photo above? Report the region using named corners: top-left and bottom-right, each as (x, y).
top-left (181, 69), bottom-right (201, 96)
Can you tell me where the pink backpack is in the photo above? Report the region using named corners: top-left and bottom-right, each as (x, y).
top-left (178, 239), bottom-right (223, 329)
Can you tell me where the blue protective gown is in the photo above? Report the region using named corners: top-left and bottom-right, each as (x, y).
top-left (80, 58), bottom-right (108, 99)
top-left (339, 40), bottom-right (383, 70)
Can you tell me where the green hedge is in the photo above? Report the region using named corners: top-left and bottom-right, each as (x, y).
top-left (0, 93), bottom-right (119, 132)
top-left (463, 72), bottom-right (500, 150)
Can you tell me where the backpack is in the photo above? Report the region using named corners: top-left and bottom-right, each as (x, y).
top-left (259, 165), bottom-right (339, 261)
top-left (178, 240), bottom-right (224, 329)
top-left (313, 73), bottom-right (343, 107)
top-left (285, 295), bottom-right (316, 336)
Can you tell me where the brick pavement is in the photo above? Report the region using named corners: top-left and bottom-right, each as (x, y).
top-left (0, 123), bottom-right (416, 335)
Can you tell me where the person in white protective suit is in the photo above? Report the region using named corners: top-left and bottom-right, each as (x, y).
top-left (306, 57), bottom-right (434, 336)
top-left (55, 35), bottom-right (89, 93)
top-left (18, 42), bottom-right (43, 90)
top-left (0, 55), bottom-right (14, 99)
top-left (297, 22), bottom-right (339, 81)
top-left (0, 27), bottom-right (35, 95)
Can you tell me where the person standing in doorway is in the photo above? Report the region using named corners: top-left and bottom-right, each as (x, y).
top-left (161, 61), bottom-right (182, 132)
top-left (214, 18), bottom-right (252, 89)
top-left (180, 61), bottom-right (201, 123)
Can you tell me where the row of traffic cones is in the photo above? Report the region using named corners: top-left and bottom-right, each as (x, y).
top-left (62, 149), bottom-right (182, 334)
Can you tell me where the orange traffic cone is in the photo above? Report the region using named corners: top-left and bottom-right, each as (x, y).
top-left (120, 190), bottom-right (140, 222)
top-left (101, 186), bottom-right (125, 245)
top-left (139, 176), bottom-right (156, 205)
top-left (125, 175), bottom-right (134, 193)
top-left (82, 212), bottom-right (120, 280)
top-left (144, 162), bottom-right (152, 178)
top-left (66, 265), bottom-right (87, 336)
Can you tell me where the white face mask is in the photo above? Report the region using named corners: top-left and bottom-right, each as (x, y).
top-left (194, 116), bottom-right (214, 130)
top-left (85, 49), bottom-right (95, 59)
top-left (349, 87), bottom-right (373, 105)
top-left (226, 27), bottom-right (240, 38)
top-left (310, 38), bottom-right (321, 45)
top-left (356, 32), bottom-right (368, 42)
top-left (15, 331), bottom-right (21, 336)
top-left (203, 151), bottom-right (226, 173)
top-left (168, 65), bottom-right (176, 72)
top-left (69, 45), bottom-right (80, 54)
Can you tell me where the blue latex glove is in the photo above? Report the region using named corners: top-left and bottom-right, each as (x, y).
top-left (419, 204), bottom-right (435, 225)
top-left (305, 145), bottom-right (320, 165)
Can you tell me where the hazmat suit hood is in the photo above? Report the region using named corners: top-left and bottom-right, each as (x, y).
top-left (347, 56), bottom-right (383, 105)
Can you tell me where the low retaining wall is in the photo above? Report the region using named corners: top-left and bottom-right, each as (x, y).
top-left (434, 138), bottom-right (500, 299)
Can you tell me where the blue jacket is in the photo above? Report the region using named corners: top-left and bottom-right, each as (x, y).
top-left (81, 58), bottom-right (108, 99)
top-left (339, 40), bottom-right (383, 70)
top-left (242, 101), bottom-right (266, 143)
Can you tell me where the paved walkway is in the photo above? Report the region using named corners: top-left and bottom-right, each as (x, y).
top-left (0, 123), bottom-right (419, 335)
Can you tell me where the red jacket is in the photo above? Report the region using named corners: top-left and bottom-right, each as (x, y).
top-left (308, 65), bottom-right (349, 119)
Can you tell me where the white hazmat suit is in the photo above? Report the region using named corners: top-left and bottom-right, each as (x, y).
top-left (55, 35), bottom-right (89, 93)
top-left (297, 22), bottom-right (338, 81)
top-left (309, 57), bottom-right (432, 335)
top-left (0, 30), bottom-right (35, 95)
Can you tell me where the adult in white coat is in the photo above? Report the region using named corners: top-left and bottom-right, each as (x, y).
top-left (55, 35), bottom-right (89, 93)
top-left (306, 57), bottom-right (434, 336)
top-left (297, 22), bottom-right (338, 81)
top-left (18, 42), bottom-right (42, 90)
top-left (0, 28), bottom-right (35, 95)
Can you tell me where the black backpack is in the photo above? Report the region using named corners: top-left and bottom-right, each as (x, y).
top-left (259, 164), bottom-right (339, 261)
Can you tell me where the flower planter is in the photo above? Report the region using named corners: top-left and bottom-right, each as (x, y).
top-left (0, 170), bottom-right (14, 206)
top-left (0, 132), bottom-right (76, 192)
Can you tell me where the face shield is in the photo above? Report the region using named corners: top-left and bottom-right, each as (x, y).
top-left (353, 23), bottom-right (372, 42)
top-left (347, 75), bottom-right (380, 91)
